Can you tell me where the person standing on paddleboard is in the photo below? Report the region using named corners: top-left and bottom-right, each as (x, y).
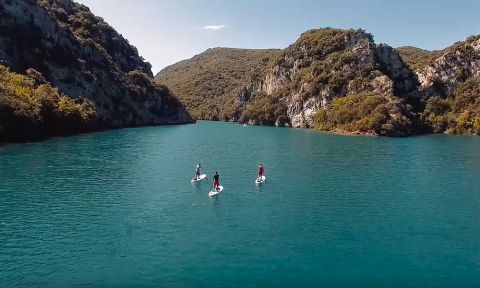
top-left (258, 163), bottom-right (264, 181)
top-left (213, 172), bottom-right (220, 191)
top-left (195, 163), bottom-right (203, 180)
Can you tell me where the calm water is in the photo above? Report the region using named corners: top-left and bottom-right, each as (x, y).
top-left (1, 121), bottom-right (480, 287)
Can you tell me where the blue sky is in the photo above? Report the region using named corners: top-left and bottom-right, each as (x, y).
top-left (76, 0), bottom-right (480, 74)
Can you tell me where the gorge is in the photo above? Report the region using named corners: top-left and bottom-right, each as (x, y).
top-left (156, 29), bottom-right (480, 137)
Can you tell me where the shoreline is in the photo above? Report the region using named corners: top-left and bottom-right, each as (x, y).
top-left (0, 120), bottom-right (196, 145)
top-left (233, 120), bottom-right (478, 138)
top-left (3, 119), bottom-right (477, 145)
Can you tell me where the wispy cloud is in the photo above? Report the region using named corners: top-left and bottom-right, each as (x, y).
top-left (201, 24), bottom-right (228, 31)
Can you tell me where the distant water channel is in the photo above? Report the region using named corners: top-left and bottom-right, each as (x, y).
top-left (1, 121), bottom-right (479, 287)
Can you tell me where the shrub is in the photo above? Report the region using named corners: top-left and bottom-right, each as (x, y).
top-left (414, 77), bottom-right (480, 135)
top-left (421, 96), bottom-right (451, 132)
top-left (313, 93), bottom-right (417, 136)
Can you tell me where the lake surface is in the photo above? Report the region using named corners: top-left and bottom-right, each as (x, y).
top-left (1, 121), bottom-right (480, 287)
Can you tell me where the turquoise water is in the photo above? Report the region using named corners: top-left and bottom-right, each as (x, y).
top-left (1, 121), bottom-right (480, 287)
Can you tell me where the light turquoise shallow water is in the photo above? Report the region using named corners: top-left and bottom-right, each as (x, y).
top-left (1, 121), bottom-right (480, 287)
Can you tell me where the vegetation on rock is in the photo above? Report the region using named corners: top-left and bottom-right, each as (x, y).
top-left (395, 46), bottom-right (442, 72)
top-left (237, 28), bottom-right (419, 128)
top-left (0, 64), bottom-right (97, 142)
top-left (397, 35), bottom-right (480, 73)
top-left (240, 91), bottom-right (287, 126)
top-left (313, 93), bottom-right (419, 136)
top-left (37, 0), bottom-right (153, 75)
top-left (0, 0), bottom-right (191, 142)
top-left (421, 77), bottom-right (480, 135)
top-left (157, 27), bottom-right (480, 137)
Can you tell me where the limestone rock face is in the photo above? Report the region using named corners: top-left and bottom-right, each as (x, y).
top-left (155, 26), bottom-right (480, 136)
top-left (238, 29), bottom-right (419, 128)
top-left (417, 38), bottom-right (480, 97)
top-left (375, 44), bottom-right (419, 95)
top-left (0, 0), bottom-right (192, 129)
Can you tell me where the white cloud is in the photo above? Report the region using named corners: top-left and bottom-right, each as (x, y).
top-left (201, 24), bottom-right (228, 31)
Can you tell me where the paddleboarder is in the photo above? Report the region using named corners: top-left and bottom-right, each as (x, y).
top-left (195, 163), bottom-right (203, 180)
top-left (258, 163), bottom-right (264, 181)
top-left (213, 171), bottom-right (220, 191)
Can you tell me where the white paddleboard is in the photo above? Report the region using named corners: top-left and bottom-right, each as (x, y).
top-left (208, 186), bottom-right (224, 196)
top-left (191, 174), bottom-right (207, 183)
top-left (255, 176), bottom-right (266, 184)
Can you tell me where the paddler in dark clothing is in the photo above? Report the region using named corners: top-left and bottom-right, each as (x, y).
top-left (213, 171), bottom-right (220, 190)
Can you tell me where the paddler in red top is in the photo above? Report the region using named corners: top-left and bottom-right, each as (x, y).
top-left (257, 163), bottom-right (264, 181)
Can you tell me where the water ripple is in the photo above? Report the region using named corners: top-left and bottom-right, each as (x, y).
top-left (1, 122), bottom-right (480, 287)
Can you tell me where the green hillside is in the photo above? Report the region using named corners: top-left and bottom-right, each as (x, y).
top-left (155, 48), bottom-right (280, 120)
top-left (396, 46), bottom-right (442, 71)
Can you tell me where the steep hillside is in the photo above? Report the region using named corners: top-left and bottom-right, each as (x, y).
top-left (0, 64), bottom-right (96, 141)
top-left (418, 36), bottom-right (480, 96)
top-left (239, 28), bottom-right (421, 136)
top-left (418, 36), bottom-right (480, 135)
top-left (155, 48), bottom-right (280, 120)
top-left (156, 29), bottom-right (421, 136)
top-left (158, 27), bottom-right (480, 136)
top-left (0, 0), bottom-right (192, 142)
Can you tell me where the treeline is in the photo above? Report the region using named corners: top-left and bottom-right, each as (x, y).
top-left (0, 64), bottom-right (97, 142)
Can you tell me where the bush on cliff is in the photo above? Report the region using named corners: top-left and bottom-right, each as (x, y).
top-left (240, 92), bottom-right (287, 125)
top-left (420, 77), bottom-right (480, 135)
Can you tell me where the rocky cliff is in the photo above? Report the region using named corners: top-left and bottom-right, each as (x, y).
top-left (417, 36), bottom-right (480, 97)
top-left (156, 29), bottom-right (421, 135)
top-left (237, 29), bottom-right (421, 136)
top-left (157, 27), bottom-right (480, 136)
top-left (415, 36), bottom-right (480, 135)
top-left (0, 0), bottom-right (192, 142)
top-left (396, 37), bottom-right (480, 135)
